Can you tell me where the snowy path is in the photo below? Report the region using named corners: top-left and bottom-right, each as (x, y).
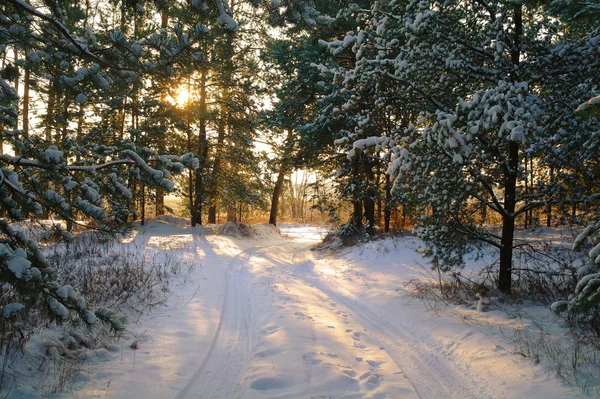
top-left (177, 242), bottom-right (493, 398)
top-left (75, 224), bottom-right (583, 399)
top-left (177, 247), bottom-right (259, 399)
top-left (293, 249), bottom-right (486, 399)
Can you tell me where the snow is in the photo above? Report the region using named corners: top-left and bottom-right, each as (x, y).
top-left (7, 251), bottom-right (31, 279)
top-left (3, 222), bottom-right (595, 398)
top-left (3, 302), bottom-right (25, 318)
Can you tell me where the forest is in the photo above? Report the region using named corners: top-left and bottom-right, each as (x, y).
top-left (1, 0), bottom-right (600, 397)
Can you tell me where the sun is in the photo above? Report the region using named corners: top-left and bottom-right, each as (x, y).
top-left (176, 85), bottom-right (189, 106)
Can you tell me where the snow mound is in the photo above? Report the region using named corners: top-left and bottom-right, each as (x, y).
top-left (153, 215), bottom-right (190, 227)
top-left (218, 222), bottom-right (253, 237)
top-left (218, 222), bottom-right (281, 239)
top-left (252, 224), bottom-right (282, 239)
top-left (136, 216), bottom-right (212, 235)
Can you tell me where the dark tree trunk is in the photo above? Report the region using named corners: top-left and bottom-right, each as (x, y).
top-left (524, 153), bottom-right (529, 229)
top-left (155, 10), bottom-right (169, 218)
top-left (23, 67), bottom-right (30, 137)
top-left (499, 142), bottom-right (519, 294)
top-left (192, 70), bottom-right (208, 226)
top-left (269, 166), bottom-right (287, 226)
top-left (546, 166), bottom-right (554, 227)
top-left (499, 2), bottom-right (522, 295)
top-left (351, 152), bottom-right (363, 230)
top-left (208, 93), bottom-right (227, 224)
top-left (363, 157), bottom-right (375, 236)
top-left (13, 50), bottom-right (19, 130)
top-left (269, 129), bottom-right (294, 226)
top-left (384, 174), bottom-right (391, 233)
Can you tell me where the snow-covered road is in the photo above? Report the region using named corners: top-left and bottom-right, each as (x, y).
top-left (77, 224), bottom-right (585, 399)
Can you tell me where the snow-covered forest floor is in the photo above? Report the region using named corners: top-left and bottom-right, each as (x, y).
top-left (2, 221), bottom-right (598, 399)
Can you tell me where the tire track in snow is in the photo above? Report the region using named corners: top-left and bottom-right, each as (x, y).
top-left (293, 249), bottom-right (491, 399)
top-left (176, 247), bottom-right (259, 399)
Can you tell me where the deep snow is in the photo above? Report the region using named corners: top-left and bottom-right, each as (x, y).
top-left (4, 222), bottom-right (594, 398)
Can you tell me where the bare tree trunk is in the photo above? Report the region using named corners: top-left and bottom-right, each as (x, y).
top-left (208, 88), bottom-right (228, 223)
top-left (0, 51), bottom-right (5, 152)
top-left (524, 153), bottom-right (529, 229)
top-left (384, 174), bottom-right (391, 233)
top-left (269, 160), bottom-right (288, 226)
top-left (192, 70), bottom-right (208, 226)
top-left (22, 67), bottom-right (30, 137)
top-left (155, 9), bottom-right (169, 217)
top-left (13, 50), bottom-right (19, 130)
top-left (363, 156), bottom-right (375, 236)
top-left (184, 77), bottom-right (194, 225)
top-left (45, 81), bottom-right (56, 142)
top-left (546, 166), bottom-right (554, 227)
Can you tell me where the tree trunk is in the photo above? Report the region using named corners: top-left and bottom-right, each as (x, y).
top-left (269, 129), bottom-right (294, 227)
top-left (227, 205), bottom-right (237, 222)
top-left (524, 153), bottom-right (529, 229)
top-left (13, 50), bottom-right (19, 130)
top-left (499, 2), bottom-right (522, 295)
top-left (269, 169), bottom-right (286, 226)
top-left (192, 70), bottom-right (208, 226)
top-left (350, 152), bottom-right (363, 230)
top-left (499, 142), bottom-right (519, 294)
top-left (0, 52), bottom-right (5, 153)
top-left (363, 156), bottom-right (375, 236)
top-left (546, 166), bottom-right (554, 227)
top-left (22, 67), bottom-right (30, 137)
top-left (45, 81), bottom-right (55, 141)
top-left (208, 85), bottom-right (229, 224)
top-left (384, 174), bottom-right (391, 233)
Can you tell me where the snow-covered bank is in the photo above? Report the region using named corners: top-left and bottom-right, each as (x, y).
top-left (3, 223), bottom-right (595, 398)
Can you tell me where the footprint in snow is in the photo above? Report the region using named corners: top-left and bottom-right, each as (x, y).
top-left (356, 356), bottom-right (363, 362)
top-left (261, 325), bottom-right (280, 336)
top-left (342, 369), bottom-right (357, 377)
top-left (250, 377), bottom-right (288, 391)
top-left (366, 374), bottom-right (383, 388)
top-left (367, 360), bottom-right (382, 368)
top-left (303, 352), bottom-right (322, 365)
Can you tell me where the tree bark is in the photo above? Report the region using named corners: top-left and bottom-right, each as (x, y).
top-left (208, 84), bottom-right (229, 224)
top-left (499, 2), bottom-right (523, 295)
top-left (546, 166), bottom-right (554, 227)
top-left (499, 141), bottom-right (518, 294)
top-left (155, 9), bottom-right (169, 217)
top-left (269, 130), bottom-right (295, 225)
top-left (22, 67), bottom-right (30, 137)
top-left (13, 50), bottom-right (19, 130)
top-left (269, 167), bottom-right (287, 226)
top-left (363, 156), bottom-right (375, 235)
top-left (192, 70), bottom-right (208, 226)
top-left (350, 152), bottom-right (363, 230)
top-left (384, 174), bottom-right (391, 233)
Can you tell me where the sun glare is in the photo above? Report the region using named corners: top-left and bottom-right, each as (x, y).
top-left (176, 86), bottom-right (189, 106)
